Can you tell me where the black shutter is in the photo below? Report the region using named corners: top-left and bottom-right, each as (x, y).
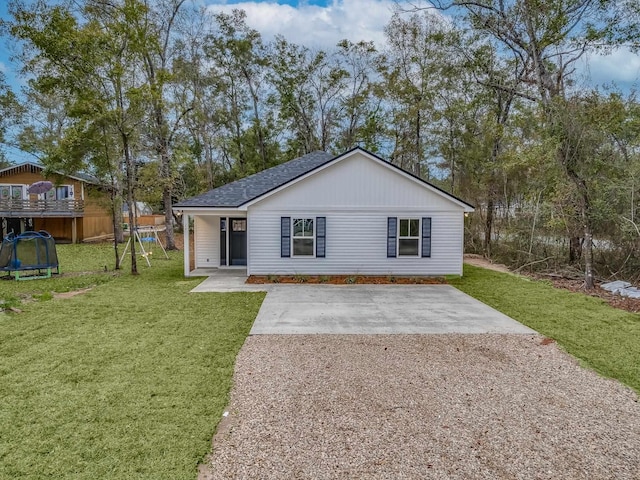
top-left (422, 217), bottom-right (432, 258)
top-left (387, 217), bottom-right (397, 258)
top-left (316, 217), bottom-right (326, 258)
top-left (281, 217), bottom-right (290, 257)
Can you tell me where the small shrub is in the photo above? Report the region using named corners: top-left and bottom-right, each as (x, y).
top-left (34, 292), bottom-right (53, 302)
top-left (388, 276), bottom-right (397, 283)
top-left (267, 275), bottom-right (280, 283)
top-left (345, 276), bottom-right (357, 284)
top-left (0, 294), bottom-right (21, 311)
top-left (319, 276), bottom-right (330, 283)
top-left (294, 275), bottom-right (308, 283)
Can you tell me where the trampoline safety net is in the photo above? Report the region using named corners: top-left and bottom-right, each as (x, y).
top-left (0, 231), bottom-right (59, 277)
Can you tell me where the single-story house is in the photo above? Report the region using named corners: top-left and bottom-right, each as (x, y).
top-left (173, 147), bottom-right (474, 277)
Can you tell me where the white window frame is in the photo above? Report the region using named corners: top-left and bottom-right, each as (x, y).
top-left (398, 218), bottom-right (420, 257)
top-left (0, 184), bottom-right (26, 200)
top-left (39, 184), bottom-right (74, 200)
top-left (292, 217), bottom-right (315, 257)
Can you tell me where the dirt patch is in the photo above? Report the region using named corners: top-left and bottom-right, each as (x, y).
top-left (53, 287), bottom-right (93, 299)
top-left (247, 275), bottom-right (446, 285)
top-left (464, 254), bottom-right (512, 273)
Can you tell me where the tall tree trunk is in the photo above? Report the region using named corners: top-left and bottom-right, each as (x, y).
top-left (579, 186), bottom-right (594, 289)
top-left (583, 216), bottom-right (594, 289)
top-left (485, 197), bottom-right (494, 257)
top-left (415, 107), bottom-right (422, 177)
top-left (123, 135), bottom-right (138, 275)
top-left (152, 101), bottom-right (177, 251)
top-left (110, 184), bottom-right (121, 270)
top-left (569, 236), bottom-right (582, 263)
top-left (245, 71), bottom-right (267, 170)
top-left (205, 144), bottom-right (214, 189)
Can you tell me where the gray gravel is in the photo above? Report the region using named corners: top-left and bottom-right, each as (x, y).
top-left (200, 335), bottom-right (640, 480)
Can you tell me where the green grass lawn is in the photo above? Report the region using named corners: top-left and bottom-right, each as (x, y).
top-left (0, 245), bottom-right (265, 479)
top-left (3, 250), bottom-right (638, 479)
top-left (450, 264), bottom-right (640, 393)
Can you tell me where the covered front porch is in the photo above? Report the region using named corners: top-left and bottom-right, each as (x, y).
top-left (181, 210), bottom-right (248, 277)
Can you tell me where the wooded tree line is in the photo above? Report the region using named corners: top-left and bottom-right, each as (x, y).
top-left (0, 0), bottom-right (639, 284)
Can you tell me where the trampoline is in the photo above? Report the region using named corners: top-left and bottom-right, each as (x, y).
top-left (0, 231), bottom-right (60, 280)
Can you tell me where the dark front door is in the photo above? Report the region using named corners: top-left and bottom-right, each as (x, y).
top-left (229, 218), bottom-right (247, 266)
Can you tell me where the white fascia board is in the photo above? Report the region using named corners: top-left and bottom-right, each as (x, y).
top-left (241, 148), bottom-right (475, 212)
top-left (172, 207), bottom-right (246, 217)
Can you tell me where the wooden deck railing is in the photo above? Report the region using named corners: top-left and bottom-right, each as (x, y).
top-left (0, 199), bottom-right (85, 216)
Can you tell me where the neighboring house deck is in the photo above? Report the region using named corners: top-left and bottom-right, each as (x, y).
top-left (0, 163), bottom-right (113, 243)
top-left (0, 199), bottom-right (85, 217)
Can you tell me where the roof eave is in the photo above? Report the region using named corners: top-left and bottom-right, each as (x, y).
top-left (172, 205), bottom-right (245, 212)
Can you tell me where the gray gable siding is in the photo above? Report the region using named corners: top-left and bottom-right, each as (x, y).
top-left (174, 151), bottom-right (334, 208)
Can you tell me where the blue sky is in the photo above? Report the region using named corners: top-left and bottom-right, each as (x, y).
top-left (0, 2), bottom-right (18, 89)
top-left (1, 0), bottom-right (638, 93)
top-left (0, 0), bottom-right (638, 162)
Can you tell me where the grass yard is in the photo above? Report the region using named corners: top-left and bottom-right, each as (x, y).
top-left (450, 264), bottom-right (640, 393)
top-left (0, 244), bottom-right (265, 479)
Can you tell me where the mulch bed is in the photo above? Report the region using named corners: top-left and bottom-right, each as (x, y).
top-left (246, 275), bottom-right (447, 285)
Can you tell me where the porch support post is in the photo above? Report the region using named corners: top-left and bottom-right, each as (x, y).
top-left (71, 217), bottom-right (78, 244)
top-left (183, 213), bottom-right (190, 277)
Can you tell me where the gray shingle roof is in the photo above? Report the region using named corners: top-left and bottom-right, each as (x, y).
top-left (174, 151), bottom-right (335, 208)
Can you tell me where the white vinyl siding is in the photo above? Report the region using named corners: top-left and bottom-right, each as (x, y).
top-left (246, 151), bottom-right (465, 276)
top-left (248, 211), bottom-right (463, 276)
top-left (194, 215), bottom-right (219, 268)
top-left (250, 152), bottom-right (460, 211)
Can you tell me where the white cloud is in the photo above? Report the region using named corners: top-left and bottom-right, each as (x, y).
top-left (204, 0), bottom-right (409, 48)
top-left (0, 61), bottom-right (7, 74)
top-left (203, 1), bottom-right (639, 91)
top-left (584, 48), bottom-right (640, 90)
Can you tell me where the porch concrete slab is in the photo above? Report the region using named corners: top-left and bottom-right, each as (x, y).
top-left (250, 285), bottom-right (535, 334)
top-left (190, 269), bottom-right (269, 293)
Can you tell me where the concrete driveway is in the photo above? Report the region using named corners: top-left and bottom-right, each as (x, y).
top-left (250, 285), bottom-right (534, 334)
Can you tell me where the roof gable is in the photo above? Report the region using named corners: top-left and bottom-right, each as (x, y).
top-left (174, 147), bottom-right (474, 212)
top-left (243, 149), bottom-right (473, 211)
top-left (244, 148), bottom-right (475, 212)
top-left (0, 162), bottom-right (98, 184)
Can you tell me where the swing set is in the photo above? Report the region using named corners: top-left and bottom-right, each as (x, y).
top-left (119, 225), bottom-right (168, 267)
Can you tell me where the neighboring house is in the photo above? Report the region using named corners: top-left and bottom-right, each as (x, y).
top-left (173, 147), bottom-right (475, 277)
top-left (0, 162), bottom-right (113, 243)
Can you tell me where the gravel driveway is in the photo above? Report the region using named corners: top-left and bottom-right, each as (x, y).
top-left (200, 334), bottom-right (640, 480)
